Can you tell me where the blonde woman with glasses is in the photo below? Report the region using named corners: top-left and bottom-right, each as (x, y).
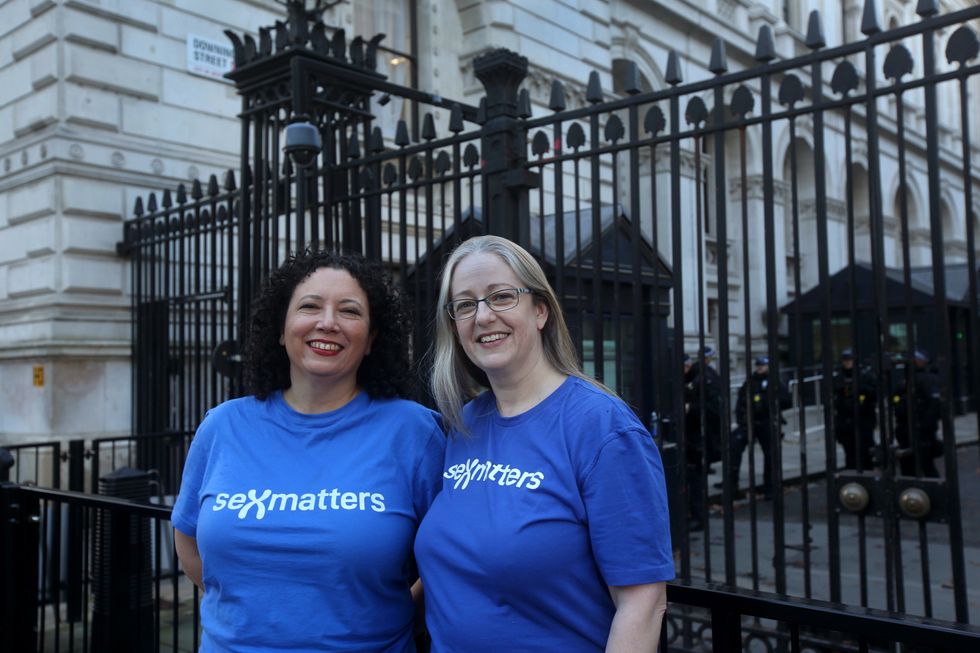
top-left (415, 235), bottom-right (674, 652)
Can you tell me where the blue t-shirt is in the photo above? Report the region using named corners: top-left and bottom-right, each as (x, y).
top-left (171, 391), bottom-right (445, 653)
top-left (414, 376), bottom-right (674, 652)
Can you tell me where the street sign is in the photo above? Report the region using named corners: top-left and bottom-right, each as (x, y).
top-left (186, 34), bottom-right (234, 80)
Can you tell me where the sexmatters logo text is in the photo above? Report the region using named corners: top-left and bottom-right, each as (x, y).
top-left (212, 488), bottom-right (386, 520)
top-left (444, 458), bottom-right (544, 491)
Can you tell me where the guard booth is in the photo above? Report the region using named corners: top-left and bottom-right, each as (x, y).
top-left (782, 261), bottom-right (980, 412)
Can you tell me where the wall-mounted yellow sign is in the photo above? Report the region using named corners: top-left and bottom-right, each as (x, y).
top-left (33, 365), bottom-right (44, 387)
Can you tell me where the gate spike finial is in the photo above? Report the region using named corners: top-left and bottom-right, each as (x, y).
top-left (259, 27), bottom-right (272, 56)
top-left (665, 51), bottom-right (682, 85)
top-left (191, 179), bottom-right (203, 200)
top-left (348, 131), bottom-right (361, 158)
top-left (133, 196), bottom-right (144, 217)
top-left (449, 102), bottom-right (463, 134)
top-left (755, 25), bottom-right (775, 62)
top-left (224, 30), bottom-right (245, 66)
top-left (548, 80), bottom-right (566, 112)
top-left (162, 189), bottom-right (173, 208)
top-left (147, 192), bottom-right (158, 212)
top-left (805, 10), bottom-right (826, 50)
top-left (365, 34), bottom-right (385, 71)
top-left (916, 0), bottom-right (939, 17)
top-left (621, 61), bottom-right (642, 95)
top-left (517, 89), bottom-right (532, 118)
top-left (395, 119), bottom-right (410, 147)
top-left (243, 34), bottom-right (257, 63)
top-left (208, 174), bottom-right (220, 196)
top-left (274, 21), bottom-right (289, 52)
top-left (223, 170), bottom-right (236, 191)
top-left (449, 103), bottom-right (464, 133)
top-left (176, 184), bottom-right (187, 204)
top-left (861, 0), bottom-right (881, 36)
top-left (369, 126), bottom-right (385, 153)
top-left (310, 23), bottom-right (330, 55)
top-left (331, 28), bottom-right (346, 61)
top-left (709, 37), bottom-right (728, 74)
top-left (586, 71), bottom-right (603, 103)
top-left (422, 112), bottom-right (436, 140)
top-left (350, 36), bottom-right (365, 67)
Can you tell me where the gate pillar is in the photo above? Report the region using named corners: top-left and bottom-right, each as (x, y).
top-left (473, 49), bottom-right (539, 247)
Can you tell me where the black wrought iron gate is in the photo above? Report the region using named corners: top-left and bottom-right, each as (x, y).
top-left (120, 0), bottom-right (980, 635)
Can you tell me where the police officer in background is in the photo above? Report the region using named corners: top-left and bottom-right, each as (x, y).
top-left (892, 349), bottom-right (942, 477)
top-left (735, 355), bottom-right (791, 499)
top-left (689, 347), bottom-right (723, 467)
top-left (684, 347), bottom-right (722, 530)
top-left (681, 354), bottom-right (703, 531)
top-left (832, 348), bottom-right (877, 470)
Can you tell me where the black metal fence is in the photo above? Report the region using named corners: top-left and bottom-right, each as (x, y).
top-left (2, 482), bottom-right (978, 653)
top-left (0, 483), bottom-right (199, 653)
top-left (43, 0), bottom-right (980, 638)
top-left (0, 434), bottom-right (192, 498)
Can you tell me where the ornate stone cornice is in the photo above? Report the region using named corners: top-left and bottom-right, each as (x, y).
top-left (728, 174), bottom-right (789, 203)
top-left (910, 226), bottom-right (931, 246)
top-left (652, 147), bottom-right (712, 177)
top-left (799, 198), bottom-right (846, 223)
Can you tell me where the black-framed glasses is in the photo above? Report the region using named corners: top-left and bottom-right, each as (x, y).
top-left (445, 288), bottom-right (533, 321)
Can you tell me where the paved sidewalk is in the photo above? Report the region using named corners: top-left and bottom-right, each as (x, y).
top-left (686, 409), bottom-right (980, 625)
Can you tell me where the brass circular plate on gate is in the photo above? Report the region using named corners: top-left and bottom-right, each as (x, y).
top-left (899, 487), bottom-right (931, 520)
top-left (839, 482), bottom-right (870, 513)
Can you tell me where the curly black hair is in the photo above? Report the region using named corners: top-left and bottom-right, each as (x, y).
top-left (243, 249), bottom-right (418, 401)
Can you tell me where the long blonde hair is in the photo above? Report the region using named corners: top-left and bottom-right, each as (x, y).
top-left (431, 235), bottom-right (610, 434)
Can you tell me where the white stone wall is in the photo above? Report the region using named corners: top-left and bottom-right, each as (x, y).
top-left (0, 0), bottom-right (286, 443)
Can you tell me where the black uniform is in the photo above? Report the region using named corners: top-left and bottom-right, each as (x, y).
top-left (892, 363), bottom-right (942, 477)
top-left (686, 362), bottom-right (723, 467)
top-left (683, 361), bottom-right (722, 529)
top-left (832, 365), bottom-right (877, 470)
top-left (735, 371), bottom-right (791, 497)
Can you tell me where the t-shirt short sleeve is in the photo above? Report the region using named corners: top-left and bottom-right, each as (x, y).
top-left (171, 414), bottom-right (215, 538)
top-left (413, 424), bottom-right (446, 521)
top-left (582, 428), bottom-right (675, 586)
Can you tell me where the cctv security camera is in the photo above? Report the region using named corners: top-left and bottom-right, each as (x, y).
top-left (284, 121), bottom-right (322, 167)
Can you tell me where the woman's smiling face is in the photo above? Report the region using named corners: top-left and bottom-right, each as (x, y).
top-left (449, 252), bottom-right (548, 382)
top-left (279, 267), bottom-right (375, 393)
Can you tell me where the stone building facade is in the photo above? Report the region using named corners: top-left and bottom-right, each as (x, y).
top-left (1, 0), bottom-right (978, 444)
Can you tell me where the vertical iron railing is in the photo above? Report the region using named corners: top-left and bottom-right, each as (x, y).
top-left (0, 484), bottom-right (199, 653)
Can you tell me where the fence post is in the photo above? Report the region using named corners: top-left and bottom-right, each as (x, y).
top-left (67, 440), bottom-right (85, 621)
top-left (473, 49), bottom-right (538, 246)
top-left (710, 604), bottom-right (742, 651)
top-left (0, 447), bottom-right (11, 482)
top-left (0, 483), bottom-right (40, 652)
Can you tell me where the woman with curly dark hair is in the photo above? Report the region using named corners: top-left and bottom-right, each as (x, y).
top-left (172, 249), bottom-right (445, 653)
